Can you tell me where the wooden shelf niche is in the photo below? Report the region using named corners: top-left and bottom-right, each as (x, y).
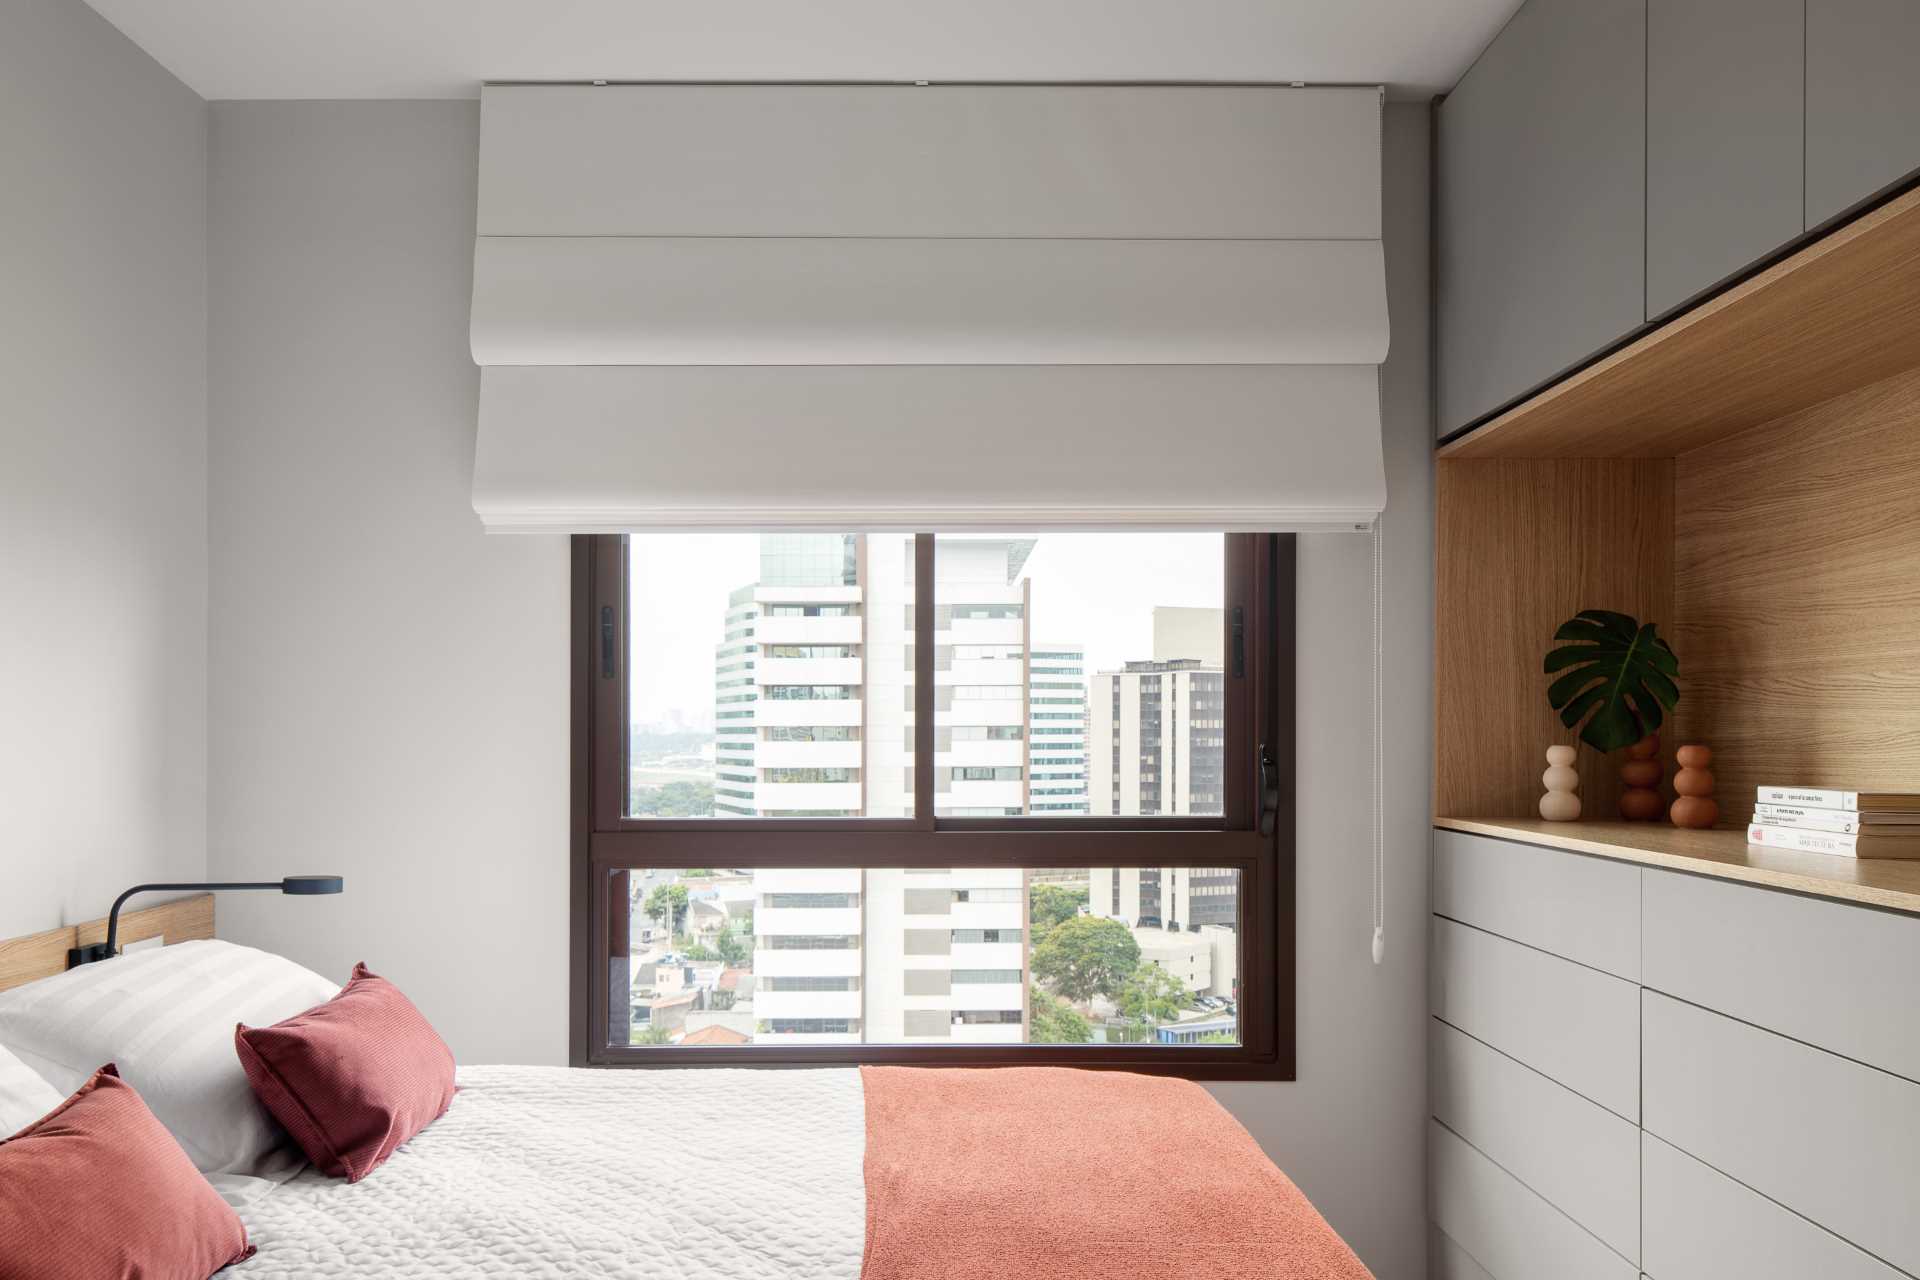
top-left (1437, 188), bottom-right (1920, 831)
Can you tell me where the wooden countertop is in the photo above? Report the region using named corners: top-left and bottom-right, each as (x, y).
top-left (1434, 817), bottom-right (1920, 916)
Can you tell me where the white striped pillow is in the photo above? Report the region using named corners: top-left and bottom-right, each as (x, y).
top-left (0, 940), bottom-right (337, 1192)
top-left (0, 1041), bottom-right (62, 1137)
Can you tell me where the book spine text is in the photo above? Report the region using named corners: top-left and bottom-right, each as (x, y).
top-left (1747, 824), bottom-right (1859, 857)
top-left (1755, 787), bottom-right (1859, 810)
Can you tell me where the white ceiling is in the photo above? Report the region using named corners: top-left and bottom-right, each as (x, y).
top-left (81, 0), bottom-right (1521, 101)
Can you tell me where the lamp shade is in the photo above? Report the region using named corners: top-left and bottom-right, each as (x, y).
top-left (281, 877), bottom-right (345, 895)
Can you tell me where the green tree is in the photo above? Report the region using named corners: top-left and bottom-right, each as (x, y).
top-left (1031, 914), bottom-right (1139, 1003)
top-left (643, 882), bottom-right (690, 934)
top-left (715, 923), bottom-right (749, 969)
top-left (631, 1024), bottom-right (673, 1046)
top-left (1196, 1030), bottom-right (1237, 1045)
top-left (631, 781), bottom-right (715, 817)
top-left (1028, 883), bottom-right (1090, 944)
top-left (682, 940), bottom-right (719, 961)
top-left (1114, 963), bottom-right (1189, 1029)
top-left (1028, 986), bottom-right (1093, 1044)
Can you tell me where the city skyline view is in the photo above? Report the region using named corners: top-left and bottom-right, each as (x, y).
top-left (617, 531), bottom-right (1240, 1049)
top-left (626, 532), bottom-right (1224, 732)
top-left (621, 865), bottom-right (1241, 1050)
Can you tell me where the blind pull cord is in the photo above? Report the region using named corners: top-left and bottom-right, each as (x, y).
top-left (1371, 514), bottom-right (1386, 966)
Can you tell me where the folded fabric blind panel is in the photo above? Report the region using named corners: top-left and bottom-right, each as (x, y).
top-left (471, 83), bottom-right (1389, 532)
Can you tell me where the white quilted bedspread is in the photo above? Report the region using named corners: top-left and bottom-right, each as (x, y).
top-left (236, 1065), bottom-right (867, 1279)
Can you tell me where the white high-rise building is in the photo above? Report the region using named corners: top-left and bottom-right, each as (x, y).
top-left (712, 585), bottom-right (761, 817)
top-left (864, 867), bottom-right (1027, 1044)
top-left (933, 537), bottom-right (1032, 817)
top-left (752, 867), bottom-right (864, 1043)
top-left (725, 534), bottom-right (1031, 1044)
top-left (1027, 644), bottom-right (1088, 814)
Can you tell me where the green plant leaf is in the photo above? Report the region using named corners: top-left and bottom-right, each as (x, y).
top-left (1542, 610), bottom-right (1682, 752)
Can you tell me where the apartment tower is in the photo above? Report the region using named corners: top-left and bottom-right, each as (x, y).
top-left (727, 534), bottom-right (1031, 1044)
top-left (1088, 606), bottom-right (1239, 934)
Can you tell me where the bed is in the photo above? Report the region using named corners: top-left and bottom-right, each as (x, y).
top-left (237, 1065), bottom-right (867, 1279)
top-left (0, 913), bottom-right (1371, 1280)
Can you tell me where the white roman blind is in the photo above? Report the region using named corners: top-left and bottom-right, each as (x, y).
top-left (470, 83), bottom-right (1388, 532)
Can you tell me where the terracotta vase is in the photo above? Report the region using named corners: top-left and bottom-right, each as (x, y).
top-left (1670, 743), bottom-right (1720, 828)
top-left (1618, 733), bottom-right (1665, 821)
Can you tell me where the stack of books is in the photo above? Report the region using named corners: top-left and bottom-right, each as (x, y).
top-left (1748, 786), bottom-right (1920, 860)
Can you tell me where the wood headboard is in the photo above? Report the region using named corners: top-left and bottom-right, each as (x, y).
top-left (0, 895), bottom-right (215, 993)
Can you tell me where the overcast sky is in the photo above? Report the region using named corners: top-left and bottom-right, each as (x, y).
top-left (628, 533), bottom-right (1223, 729)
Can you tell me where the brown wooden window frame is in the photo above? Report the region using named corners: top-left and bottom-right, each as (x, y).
top-left (570, 532), bottom-right (1295, 1080)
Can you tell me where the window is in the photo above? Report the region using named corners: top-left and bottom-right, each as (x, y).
top-left (762, 768), bottom-right (860, 784)
top-left (767, 644), bottom-right (860, 659)
top-left (575, 532), bottom-right (1293, 1078)
top-left (763, 892), bottom-right (859, 908)
top-left (765, 726), bottom-right (859, 743)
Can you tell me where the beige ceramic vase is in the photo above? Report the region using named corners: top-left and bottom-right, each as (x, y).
top-left (1539, 745), bottom-right (1581, 821)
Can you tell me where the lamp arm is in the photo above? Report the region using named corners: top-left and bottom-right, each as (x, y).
top-left (103, 882), bottom-right (283, 956)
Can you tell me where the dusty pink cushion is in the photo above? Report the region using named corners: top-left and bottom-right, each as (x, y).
top-left (235, 963), bottom-right (454, 1182)
top-left (0, 1064), bottom-right (255, 1280)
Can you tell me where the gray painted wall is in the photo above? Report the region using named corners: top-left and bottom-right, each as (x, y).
top-left (204, 97), bottom-right (1433, 1278)
top-left (206, 102), bottom-right (570, 1065)
top-left (0, 0), bottom-right (209, 938)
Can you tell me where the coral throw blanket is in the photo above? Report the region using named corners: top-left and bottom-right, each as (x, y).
top-left (859, 1065), bottom-right (1374, 1280)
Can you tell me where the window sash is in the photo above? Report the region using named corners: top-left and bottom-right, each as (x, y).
top-left (586, 842), bottom-right (1282, 1076)
top-left (591, 533), bottom-right (1270, 833)
top-left (572, 533), bottom-right (1295, 1079)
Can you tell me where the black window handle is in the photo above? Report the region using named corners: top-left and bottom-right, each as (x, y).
top-left (1258, 743), bottom-right (1280, 837)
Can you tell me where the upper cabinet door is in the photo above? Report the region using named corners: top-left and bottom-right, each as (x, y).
top-left (1646, 0), bottom-right (1805, 319)
top-left (1436, 0), bottom-right (1647, 437)
top-left (1807, 0), bottom-right (1920, 228)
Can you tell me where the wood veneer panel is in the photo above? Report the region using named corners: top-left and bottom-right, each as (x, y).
top-left (0, 924), bottom-right (77, 995)
top-left (1672, 366), bottom-right (1920, 823)
top-left (1439, 184), bottom-right (1920, 459)
top-left (1436, 458), bottom-right (1674, 819)
top-left (0, 895), bottom-right (215, 993)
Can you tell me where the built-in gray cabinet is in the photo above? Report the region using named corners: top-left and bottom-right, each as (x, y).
top-left (1437, 0), bottom-right (1920, 438)
top-left (1430, 829), bottom-right (1920, 1279)
top-left (1646, 0), bottom-right (1805, 318)
top-left (1435, 0), bottom-right (1646, 436)
top-left (1807, 0), bottom-right (1920, 227)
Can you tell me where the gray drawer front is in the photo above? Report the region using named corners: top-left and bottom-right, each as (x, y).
top-left (1430, 1120), bottom-right (1637, 1280)
top-left (1643, 992), bottom-right (1920, 1275)
top-left (1434, 829), bottom-right (1640, 979)
top-left (1432, 916), bottom-right (1640, 1119)
top-left (1432, 1019), bottom-right (1639, 1261)
top-left (1642, 869), bottom-right (1920, 1083)
top-left (1643, 1133), bottom-right (1904, 1280)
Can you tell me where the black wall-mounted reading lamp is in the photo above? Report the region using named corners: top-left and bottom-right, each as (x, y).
top-left (66, 877), bottom-right (345, 968)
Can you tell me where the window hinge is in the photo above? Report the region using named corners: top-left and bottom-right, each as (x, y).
top-left (1231, 605), bottom-right (1246, 678)
top-left (600, 605), bottom-right (616, 679)
top-left (1258, 743), bottom-right (1280, 837)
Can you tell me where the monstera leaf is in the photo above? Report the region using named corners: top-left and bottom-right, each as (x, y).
top-left (1544, 610), bottom-right (1680, 752)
